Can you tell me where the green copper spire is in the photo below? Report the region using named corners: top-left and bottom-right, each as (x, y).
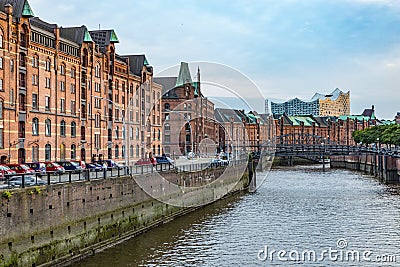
top-left (175, 62), bottom-right (192, 87)
top-left (22, 0), bottom-right (35, 17)
top-left (109, 30), bottom-right (119, 43)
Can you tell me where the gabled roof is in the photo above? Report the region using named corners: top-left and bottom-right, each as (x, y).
top-left (29, 16), bottom-right (57, 34)
top-left (0, 0), bottom-right (34, 18)
top-left (154, 77), bottom-right (178, 96)
top-left (214, 108), bottom-right (243, 123)
top-left (60, 25), bottom-right (92, 45)
top-left (121, 55), bottom-right (149, 76)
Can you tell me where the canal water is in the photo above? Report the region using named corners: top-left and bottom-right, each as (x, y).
top-left (75, 165), bottom-right (400, 266)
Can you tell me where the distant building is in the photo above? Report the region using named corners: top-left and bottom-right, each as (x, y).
top-left (271, 88), bottom-right (350, 116)
top-left (395, 112), bottom-right (400, 124)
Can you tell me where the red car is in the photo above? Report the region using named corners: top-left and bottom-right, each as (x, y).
top-left (43, 162), bottom-right (65, 174)
top-left (134, 158), bottom-right (152, 165)
top-left (72, 160), bottom-right (86, 170)
top-left (6, 164), bottom-right (35, 175)
top-left (0, 165), bottom-right (17, 179)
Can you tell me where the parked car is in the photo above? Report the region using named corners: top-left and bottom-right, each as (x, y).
top-left (96, 159), bottom-right (122, 170)
top-left (56, 161), bottom-right (82, 173)
top-left (6, 164), bottom-right (35, 175)
top-left (86, 163), bottom-right (103, 171)
top-left (72, 160), bottom-right (86, 170)
top-left (155, 156), bottom-right (175, 165)
top-left (134, 158), bottom-right (152, 166)
top-left (8, 175), bottom-right (47, 186)
top-left (24, 162), bottom-right (46, 177)
top-left (43, 162), bottom-right (65, 174)
top-left (0, 165), bottom-right (17, 178)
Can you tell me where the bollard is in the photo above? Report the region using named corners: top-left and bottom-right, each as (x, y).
top-left (47, 172), bottom-right (51, 185)
top-left (21, 173), bottom-right (25, 188)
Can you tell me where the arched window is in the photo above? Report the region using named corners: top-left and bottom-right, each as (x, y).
top-left (136, 144), bottom-right (140, 158)
top-left (0, 32), bottom-right (3, 48)
top-left (20, 26), bottom-right (27, 47)
top-left (71, 144), bottom-right (76, 159)
top-left (130, 145), bottom-right (134, 157)
top-left (164, 103), bottom-right (170, 110)
top-left (115, 145), bottom-right (119, 158)
top-left (122, 145), bottom-right (125, 158)
top-left (32, 54), bottom-right (39, 68)
top-left (158, 129), bottom-right (161, 140)
top-left (95, 63), bottom-right (101, 77)
top-left (158, 145), bottom-right (161, 155)
top-left (60, 120), bottom-right (66, 137)
top-left (71, 67), bottom-right (76, 78)
top-left (60, 62), bottom-right (66, 75)
top-left (45, 144), bottom-right (51, 161)
top-left (45, 58), bottom-right (51, 71)
top-left (45, 119), bottom-right (51, 136)
top-left (71, 121), bottom-right (76, 137)
top-left (32, 118), bottom-right (39, 135)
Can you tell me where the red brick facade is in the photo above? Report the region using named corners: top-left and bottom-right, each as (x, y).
top-left (0, 2), bottom-right (161, 164)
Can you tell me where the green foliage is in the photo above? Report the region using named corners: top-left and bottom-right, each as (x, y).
top-left (2, 190), bottom-right (13, 200)
top-left (28, 186), bottom-right (41, 196)
top-left (353, 124), bottom-right (400, 146)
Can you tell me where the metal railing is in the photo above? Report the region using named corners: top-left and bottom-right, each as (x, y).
top-left (0, 159), bottom-right (249, 190)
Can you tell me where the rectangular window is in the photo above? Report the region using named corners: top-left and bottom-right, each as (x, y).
top-left (0, 128), bottom-right (3, 149)
top-left (70, 83), bottom-right (75, 94)
top-left (45, 96), bottom-right (50, 110)
top-left (0, 79), bottom-right (3, 91)
top-left (32, 93), bottom-right (38, 109)
top-left (95, 114), bottom-right (100, 128)
top-left (0, 57), bottom-right (3, 69)
top-left (45, 61), bottom-right (51, 71)
top-left (60, 99), bottom-right (65, 113)
top-left (71, 100), bottom-right (76, 115)
top-left (60, 81), bottom-right (65, 91)
top-left (45, 77), bottom-right (51, 88)
top-left (94, 133), bottom-right (100, 149)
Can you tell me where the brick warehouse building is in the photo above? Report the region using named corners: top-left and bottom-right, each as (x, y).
top-left (155, 62), bottom-right (218, 158)
top-left (0, 0), bottom-right (162, 164)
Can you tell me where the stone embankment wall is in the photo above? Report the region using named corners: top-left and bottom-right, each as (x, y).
top-left (0, 163), bottom-right (249, 267)
top-left (330, 154), bottom-right (400, 184)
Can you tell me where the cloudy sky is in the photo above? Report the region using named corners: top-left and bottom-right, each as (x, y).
top-left (29, 0), bottom-right (400, 118)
